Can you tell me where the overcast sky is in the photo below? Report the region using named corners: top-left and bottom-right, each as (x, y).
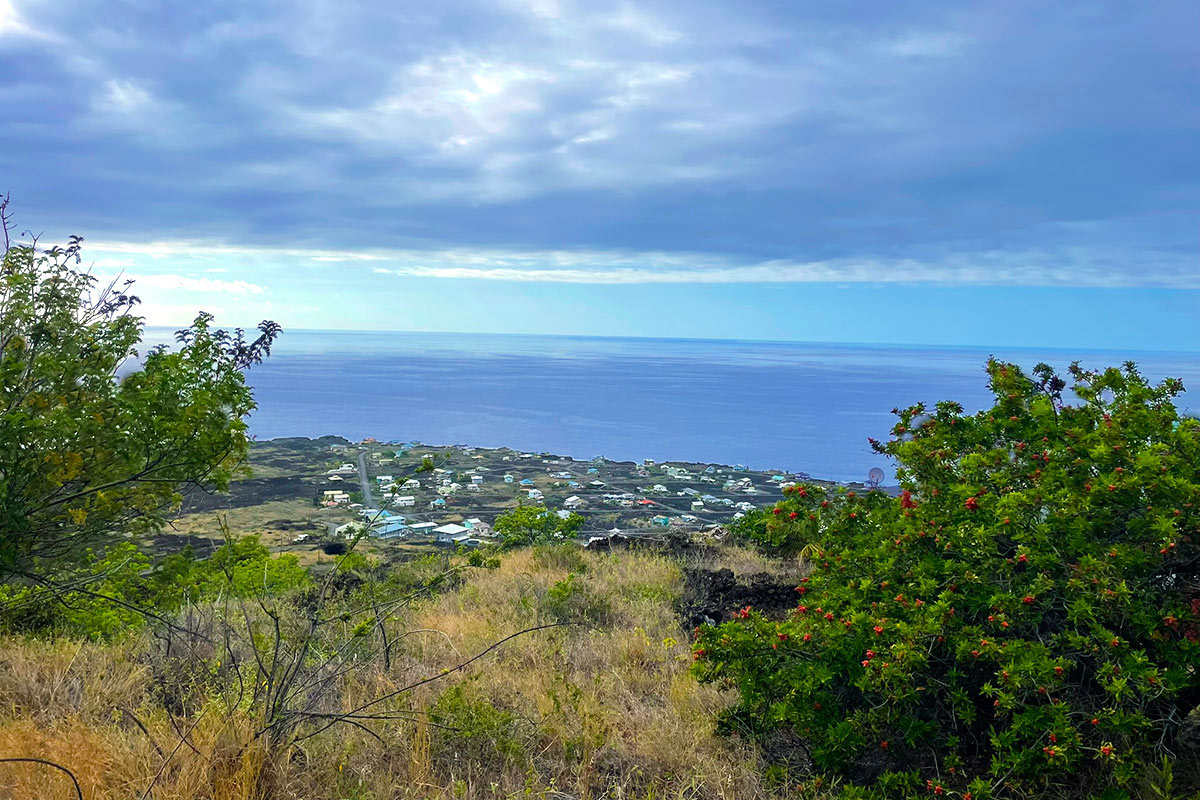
top-left (2, 0), bottom-right (1197, 348)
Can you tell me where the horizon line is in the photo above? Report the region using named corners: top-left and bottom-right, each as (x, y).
top-left (141, 324), bottom-right (1200, 357)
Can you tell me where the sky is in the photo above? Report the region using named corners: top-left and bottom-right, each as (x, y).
top-left (1, 0), bottom-right (1198, 349)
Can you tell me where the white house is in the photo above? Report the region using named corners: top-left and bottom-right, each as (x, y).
top-left (394, 495), bottom-right (416, 507)
top-left (563, 495), bottom-right (586, 509)
top-left (409, 522), bottom-right (437, 536)
top-left (434, 523), bottom-right (471, 544)
top-left (528, 488), bottom-right (544, 500)
top-left (471, 475), bottom-right (484, 485)
top-left (402, 479), bottom-right (420, 490)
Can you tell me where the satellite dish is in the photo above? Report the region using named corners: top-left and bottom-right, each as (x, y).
top-left (867, 467), bottom-right (885, 488)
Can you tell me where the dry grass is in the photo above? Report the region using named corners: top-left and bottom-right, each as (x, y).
top-left (0, 546), bottom-right (770, 800)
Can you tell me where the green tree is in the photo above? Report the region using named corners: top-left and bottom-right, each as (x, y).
top-left (493, 505), bottom-right (584, 548)
top-left (695, 360), bottom-right (1200, 799)
top-left (0, 202), bottom-right (280, 588)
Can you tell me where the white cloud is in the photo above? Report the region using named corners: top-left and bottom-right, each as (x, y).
top-left (126, 274), bottom-right (266, 295)
top-left (100, 79), bottom-right (152, 112)
top-left (85, 239), bottom-right (1200, 288)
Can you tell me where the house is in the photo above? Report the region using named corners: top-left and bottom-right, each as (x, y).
top-left (408, 522), bottom-right (437, 536)
top-left (588, 480), bottom-right (606, 489)
top-left (504, 474), bottom-right (515, 483)
top-left (402, 479), bottom-right (420, 490)
top-left (651, 515), bottom-right (671, 527)
top-left (567, 481), bottom-right (581, 488)
top-left (467, 483), bottom-right (480, 492)
top-left (394, 495), bottom-right (416, 507)
top-left (434, 524), bottom-right (471, 544)
top-left (636, 499), bottom-right (654, 507)
top-left (652, 484), bottom-right (668, 493)
top-left (680, 487), bottom-right (699, 497)
top-left (358, 508), bottom-right (386, 519)
top-left (555, 509), bottom-right (573, 520)
top-left (430, 498), bottom-right (446, 508)
top-left (327, 474), bottom-right (345, 483)
top-left (691, 500), bottom-right (705, 511)
top-left (700, 494), bottom-right (718, 504)
top-left (463, 518), bottom-right (493, 536)
top-left (704, 466), bottom-right (716, 474)
top-left (519, 478), bottom-right (535, 486)
top-left (563, 495), bottom-right (586, 509)
top-left (643, 459), bottom-right (656, 466)
top-left (336, 521), bottom-right (366, 537)
top-left (373, 520), bottom-right (409, 538)
top-left (471, 475), bottom-right (484, 485)
top-left (528, 489), bottom-right (544, 500)
top-left (735, 501), bottom-right (755, 511)
top-left (680, 514), bottom-right (699, 523)
top-left (376, 475), bottom-right (394, 484)
top-left (586, 467), bottom-right (599, 475)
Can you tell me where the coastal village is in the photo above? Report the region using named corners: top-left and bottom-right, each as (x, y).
top-left (316, 438), bottom-right (850, 549)
top-left (170, 436), bottom-right (858, 556)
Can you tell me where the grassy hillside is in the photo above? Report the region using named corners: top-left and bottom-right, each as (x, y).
top-left (0, 543), bottom-right (796, 800)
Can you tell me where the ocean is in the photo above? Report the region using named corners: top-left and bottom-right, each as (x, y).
top-left (152, 330), bottom-right (1200, 483)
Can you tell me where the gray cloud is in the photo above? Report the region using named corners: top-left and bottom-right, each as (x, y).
top-left (1, 0), bottom-right (1196, 285)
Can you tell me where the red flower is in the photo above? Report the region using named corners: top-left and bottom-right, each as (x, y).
top-left (1100, 745), bottom-right (1114, 756)
top-left (824, 611), bottom-right (834, 620)
top-left (797, 605), bottom-right (807, 614)
top-left (964, 497), bottom-right (979, 511)
top-left (1017, 553), bottom-right (1027, 563)
top-left (1054, 666), bottom-right (1064, 676)
top-left (873, 626), bottom-right (884, 635)
top-left (738, 606), bottom-right (752, 619)
top-left (777, 632), bottom-right (789, 641)
top-left (1111, 638), bottom-right (1120, 647)
top-left (900, 490), bottom-right (917, 509)
top-left (880, 740), bottom-right (888, 749)
top-left (772, 507), bottom-right (782, 515)
top-left (803, 633), bottom-right (811, 642)
top-left (1023, 595), bottom-right (1035, 604)
top-left (788, 511), bottom-right (798, 519)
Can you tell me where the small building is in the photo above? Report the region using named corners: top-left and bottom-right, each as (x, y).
top-left (376, 475), bottom-right (394, 484)
top-left (519, 478), bottom-right (535, 486)
top-left (434, 524), bottom-right (471, 544)
top-left (588, 480), bottom-right (606, 489)
top-left (691, 500), bottom-right (705, 511)
top-left (587, 467), bottom-right (599, 475)
top-left (402, 479), bottom-right (420, 490)
top-left (680, 514), bottom-right (699, 523)
top-left (504, 474), bottom-right (515, 483)
top-left (430, 498), bottom-right (446, 508)
top-left (651, 515), bottom-right (671, 527)
top-left (409, 522), bottom-right (437, 536)
top-left (394, 496), bottom-right (416, 507)
top-left (328, 474), bottom-right (344, 483)
top-left (563, 495), bottom-right (586, 509)
top-left (528, 488), bottom-right (544, 500)
top-left (652, 484), bottom-right (668, 493)
top-left (555, 509), bottom-right (573, 520)
top-left (471, 475), bottom-right (484, 485)
top-left (373, 520), bottom-right (409, 538)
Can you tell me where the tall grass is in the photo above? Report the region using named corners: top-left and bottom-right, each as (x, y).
top-left (0, 545), bottom-right (771, 799)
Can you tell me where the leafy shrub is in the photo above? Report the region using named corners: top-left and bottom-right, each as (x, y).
top-left (694, 361), bottom-right (1200, 799)
top-left (543, 572), bottom-right (611, 624)
top-left (0, 535), bottom-right (309, 637)
top-left (494, 505), bottom-right (584, 548)
top-left (429, 683), bottom-right (525, 768)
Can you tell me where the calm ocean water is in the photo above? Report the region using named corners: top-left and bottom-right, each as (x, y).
top-left (149, 330), bottom-right (1200, 483)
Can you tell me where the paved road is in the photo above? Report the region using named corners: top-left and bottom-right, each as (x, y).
top-left (356, 450), bottom-right (375, 507)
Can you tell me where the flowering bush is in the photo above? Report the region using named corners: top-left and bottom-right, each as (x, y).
top-left (694, 361), bottom-right (1200, 799)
